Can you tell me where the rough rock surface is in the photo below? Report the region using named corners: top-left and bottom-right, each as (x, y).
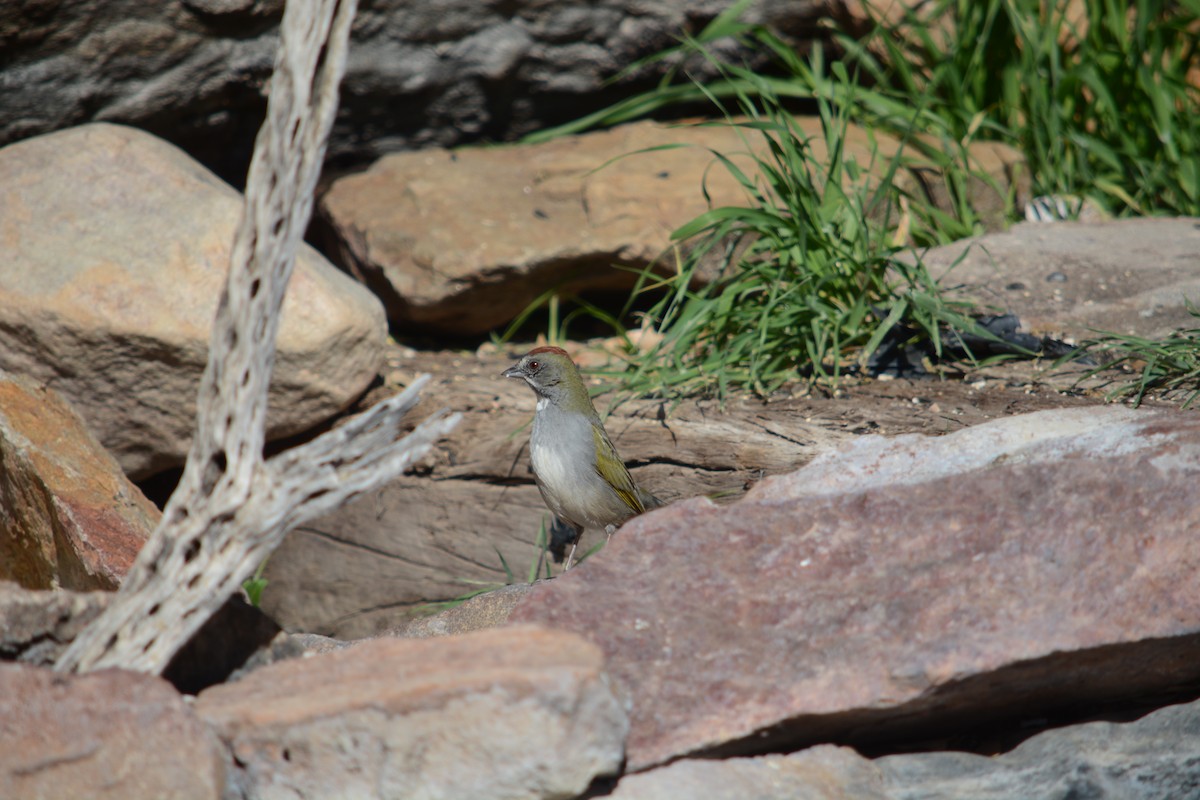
top-left (227, 631), bottom-right (351, 682)
top-left (512, 405), bottom-right (1200, 769)
top-left (927, 217), bottom-right (1200, 342)
top-left (0, 582), bottom-right (111, 665)
top-left (876, 696), bottom-right (1200, 799)
top-left (196, 625), bottom-right (627, 800)
top-left (608, 696), bottom-right (1200, 800)
top-left (318, 118), bottom-right (1025, 334)
top-left (390, 582), bottom-right (535, 639)
top-left (0, 370), bottom-right (158, 590)
top-left (0, 123), bottom-right (387, 478)
top-left (0, 1), bottom-right (867, 185)
top-left (607, 745), bottom-right (890, 799)
top-left (0, 663), bottom-right (225, 800)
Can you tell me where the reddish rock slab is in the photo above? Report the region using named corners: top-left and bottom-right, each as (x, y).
top-left (196, 625), bottom-right (627, 800)
top-left (0, 663), bottom-right (224, 800)
top-left (0, 371), bottom-right (159, 590)
top-left (511, 406), bottom-right (1200, 769)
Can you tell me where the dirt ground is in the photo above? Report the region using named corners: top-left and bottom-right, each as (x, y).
top-left (362, 340), bottom-right (1171, 443)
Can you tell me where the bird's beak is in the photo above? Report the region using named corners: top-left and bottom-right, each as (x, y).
top-left (501, 363), bottom-right (522, 379)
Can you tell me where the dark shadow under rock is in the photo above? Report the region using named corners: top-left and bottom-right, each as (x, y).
top-left (163, 594), bottom-right (282, 695)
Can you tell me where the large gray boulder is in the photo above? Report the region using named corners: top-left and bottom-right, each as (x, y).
top-left (0, 0), bottom-right (848, 183)
top-left (607, 697), bottom-right (1200, 800)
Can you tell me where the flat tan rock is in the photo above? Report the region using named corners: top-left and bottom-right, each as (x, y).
top-left (511, 405), bottom-right (1200, 769)
top-left (0, 371), bottom-right (158, 590)
top-left (319, 118), bottom-right (1026, 334)
top-left (196, 625), bottom-right (627, 800)
top-left (0, 662), bottom-right (224, 800)
top-left (0, 122), bottom-right (387, 478)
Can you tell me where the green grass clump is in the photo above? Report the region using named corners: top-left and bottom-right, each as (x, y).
top-left (243, 558), bottom-right (268, 607)
top-left (1073, 303), bottom-right (1200, 408)
top-left (838, 0), bottom-right (1200, 400)
top-left (612, 60), bottom-right (985, 399)
top-left (514, 0), bottom-right (1199, 401)
top-left (851, 0), bottom-right (1200, 216)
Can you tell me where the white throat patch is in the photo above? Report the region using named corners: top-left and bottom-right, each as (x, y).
top-left (536, 397), bottom-right (549, 412)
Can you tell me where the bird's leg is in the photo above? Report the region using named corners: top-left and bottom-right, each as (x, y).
top-left (559, 519), bottom-right (584, 572)
top-left (548, 516), bottom-right (578, 566)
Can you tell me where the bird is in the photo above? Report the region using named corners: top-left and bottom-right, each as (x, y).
top-left (502, 345), bottom-right (662, 569)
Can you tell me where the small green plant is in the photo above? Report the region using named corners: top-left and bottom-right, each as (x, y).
top-left (243, 558), bottom-right (269, 607)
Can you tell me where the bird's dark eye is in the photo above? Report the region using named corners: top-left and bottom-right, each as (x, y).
top-left (528, 360), bottom-right (540, 371)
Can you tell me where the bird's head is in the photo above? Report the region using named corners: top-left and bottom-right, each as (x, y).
top-left (502, 346), bottom-right (592, 412)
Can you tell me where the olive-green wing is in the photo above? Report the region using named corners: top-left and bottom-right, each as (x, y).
top-left (591, 424), bottom-right (645, 514)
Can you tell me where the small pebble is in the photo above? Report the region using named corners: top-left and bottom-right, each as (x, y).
top-left (1046, 271), bottom-right (1068, 283)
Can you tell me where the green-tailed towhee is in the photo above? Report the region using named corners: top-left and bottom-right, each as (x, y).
top-left (503, 346), bottom-right (661, 568)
